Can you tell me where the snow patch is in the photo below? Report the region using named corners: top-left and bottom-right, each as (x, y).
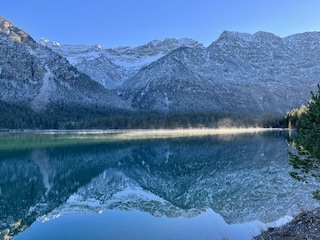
top-left (163, 92), bottom-right (170, 110)
top-left (109, 52), bottom-right (165, 71)
top-left (41, 37), bottom-right (200, 89)
top-left (31, 65), bottom-right (53, 112)
top-left (39, 37), bottom-right (60, 47)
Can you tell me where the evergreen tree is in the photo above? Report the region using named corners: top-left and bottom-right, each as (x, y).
top-left (289, 85), bottom-right (320, 199)
top-left (286, 104), bottom-right (307, 129)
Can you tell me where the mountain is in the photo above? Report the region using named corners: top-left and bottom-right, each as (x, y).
top-left (39, 37), bottom-right (203, 89)
top-left (0, 17), bottom-right (129, 113)
top-left (120, 31), bottom-right (319, 114)
top-left (1, 16), bottom-right (320, 124)
top-left (42, 29), bottom-right (319, 115)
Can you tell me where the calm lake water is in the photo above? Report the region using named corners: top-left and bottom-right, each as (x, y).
top-left (1, 130), bottom-right (319, 240)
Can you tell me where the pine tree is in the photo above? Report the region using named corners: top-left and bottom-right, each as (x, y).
top-left (289, 85), bottom-right (320, 199)
top-left (297, 85), bottom-right (320, 159)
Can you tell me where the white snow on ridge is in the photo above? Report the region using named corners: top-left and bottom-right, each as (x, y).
top-left (109, 52), bottom-right (165, 70)
top-left (39, 37), bottom-right (202, 89)
top-left (29, 31), bottom-right (320, 113)
top-left (39, 37), bottom-right (60, 47)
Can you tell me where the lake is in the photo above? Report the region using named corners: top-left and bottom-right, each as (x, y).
top-left (1, 129), bottom-right (319, 240)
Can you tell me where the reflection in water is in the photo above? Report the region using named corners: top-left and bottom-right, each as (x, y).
top-left (31, 150), bottom-right (55, 196)
top-left (288, 129), bottom-right (320, 200)
top-left (0, 131), bottom-right (319, 240)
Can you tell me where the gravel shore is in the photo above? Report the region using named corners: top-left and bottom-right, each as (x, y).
top-left (254, 207), bottom-right (320, 240)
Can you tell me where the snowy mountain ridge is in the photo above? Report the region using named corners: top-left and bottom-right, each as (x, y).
top-left (39, 37), bottom-right (203, 88)
top-left (40, 29), bottom-right (320, 114)
top-left (0, 16), bottom-right (130, 112)
top-left (121, 30), bottom-right (320, 113)
top-left (1, 16), bottom-right (320, 116)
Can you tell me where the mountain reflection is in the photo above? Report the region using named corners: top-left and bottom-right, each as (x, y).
top-left (0, 131), bottom-right (318, 239)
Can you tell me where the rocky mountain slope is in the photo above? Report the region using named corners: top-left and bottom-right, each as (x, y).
top-left (42, 30), bottom-right (320, 115)
top-left (39, 37), bottom-right (202, 89)
top-left (121, 31), bottom-right (319, 113)
top-left (1, 16), bottom-right (319, 117)
top-left (0, 17), bottom-right (129, 113)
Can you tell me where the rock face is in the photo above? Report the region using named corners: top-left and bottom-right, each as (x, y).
top-left (120, 31), bottom-right (319, 114)
top-left (0, 17), bottom-right (129, 112)
top-left (39, 37), bottom-right (203, 89)
top-left (41, 29), bottom-right (320, 115)
top-left (1, 16), bottom-right (319, 115)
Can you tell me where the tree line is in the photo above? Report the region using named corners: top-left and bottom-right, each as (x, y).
top-left (0, 101), bottom-right (287, 130)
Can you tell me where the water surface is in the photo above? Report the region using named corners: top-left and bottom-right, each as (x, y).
top-left (0, 130), bottom-right (318, 240)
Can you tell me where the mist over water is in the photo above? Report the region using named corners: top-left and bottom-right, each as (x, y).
top-left (1, 130), bottom-right (318, 240)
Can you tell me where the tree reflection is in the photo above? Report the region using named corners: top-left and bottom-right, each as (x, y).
top-left (289, 85), bottom-right (320, 199)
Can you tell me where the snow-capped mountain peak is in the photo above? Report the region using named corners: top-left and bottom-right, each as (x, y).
top-left (216, 30), bottom-right (254, 43)
top-left (213, 30), bottom-right (282, 48)
top-left (1, 15), bottom-right (320, 116)
top-left (39, 37), bottom-right (203, 89)
top-left (39, 37), bottom-right (61, 47)
top-left (0, 16), bottom-right (130, 112)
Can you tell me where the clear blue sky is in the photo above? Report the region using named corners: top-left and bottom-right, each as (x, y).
top-left (1, 0), bottom-right (320, 48)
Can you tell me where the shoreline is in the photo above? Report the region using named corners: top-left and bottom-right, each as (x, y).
top-left (0, 127), bottom-right (291, 151)
top-left (254, 207), bottom-right (320, 239)
top-left (1, 127), bottom-right (293, 141)
top-left (3, 127), bottom-right (290, 135)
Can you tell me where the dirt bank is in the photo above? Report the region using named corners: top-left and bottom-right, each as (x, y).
top-left (254, 207), bottom-right (320, 239)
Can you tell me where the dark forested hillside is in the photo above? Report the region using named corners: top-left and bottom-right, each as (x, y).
top-left (0, 101), bottom-right (286, 130)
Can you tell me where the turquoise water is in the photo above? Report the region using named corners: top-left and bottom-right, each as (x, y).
top-left (0, 130), bottom-right (318, 240)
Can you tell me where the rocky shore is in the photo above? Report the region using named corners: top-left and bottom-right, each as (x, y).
top-left (254, 207), bottom-right (320, 239)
